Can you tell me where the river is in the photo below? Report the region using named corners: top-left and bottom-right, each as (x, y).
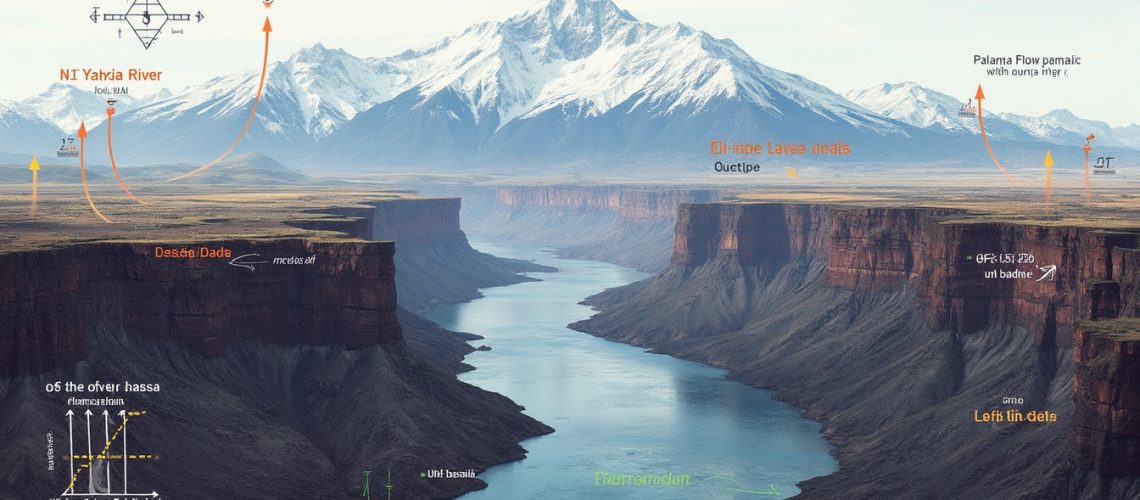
top-left (425, 241), bottom-right (837, 499)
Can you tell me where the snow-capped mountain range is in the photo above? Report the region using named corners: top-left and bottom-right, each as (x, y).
top-left (81, 0), bottom-right (916, 168)
top-left (13, 83), bottom-right (172, 134)
top-left (0, 100), bottom-right (64, 157)
top-left (1, 0), bottom-right (1135, 169)
top-left (0, 84), bottom-right (171, 156)
top-left (846, 82), bottom-right (1140, 149)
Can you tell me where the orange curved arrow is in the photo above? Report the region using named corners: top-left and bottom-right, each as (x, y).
top-left (1083, 141), bottom-right (1092, 200)
top-left (170, 17), bottom-right (272, 182)
top-left (105, 107), bottom-right (147, 205)
top-left (974, 85), bottom-right (1013, 180)
top-left (78, 123), bottom-right (112, 223)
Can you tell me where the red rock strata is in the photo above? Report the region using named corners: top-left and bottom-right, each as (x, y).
top-left (0, 239), bottom-right (400, 377)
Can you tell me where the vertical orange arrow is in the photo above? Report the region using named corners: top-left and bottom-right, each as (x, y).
top-left (105, 107), bottom-right (147, 205)
top-left (975, 84), bottom-right (1013, 180)
top-left (29, 156), bottom-right (40, 217)
top-left (1083, 134), bottom-right (1095, 200)
top-left (78, 123), bottom-right (112, 223)
top-left (1043, 150), bottom-right (1054, 206)
top-left (170, 17), bottom-right (273, 181)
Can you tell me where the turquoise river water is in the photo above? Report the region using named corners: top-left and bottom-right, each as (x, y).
top-left (425, 241), bottom-right (837, 499)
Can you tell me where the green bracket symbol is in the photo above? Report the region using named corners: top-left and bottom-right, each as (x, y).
top-left (702, 473), bottom-right (782, 496)
top-left (386, 467), bottom-right (394, 500)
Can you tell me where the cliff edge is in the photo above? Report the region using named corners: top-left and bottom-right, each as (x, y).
top-left (574, 202), bottom-right (1140, 499)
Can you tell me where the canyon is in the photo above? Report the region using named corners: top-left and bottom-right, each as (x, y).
top-left (574, 201), bottom-right (1140, 499)
top-left (462, 185), bottom-right (728, 271)
top-left (368, 197), bottom-right (555, 312)
top-left (0, 194), bottom-right (552, 499)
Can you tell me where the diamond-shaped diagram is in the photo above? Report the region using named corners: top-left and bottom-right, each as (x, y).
top-left (90, 0), bottom-right (204, 50)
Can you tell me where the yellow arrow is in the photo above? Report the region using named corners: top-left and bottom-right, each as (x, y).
top-left (1043, 150), bottom-right (1055, 206)
top-left (786, 167), bottom-right (798, 178)
top-left (29, 156), bottom-right (40, 216)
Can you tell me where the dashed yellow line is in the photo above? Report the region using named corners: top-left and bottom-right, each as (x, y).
top-left (63, 410), bottom-right (150, 493)
top-left (66, 454), bottom-right (159, 460)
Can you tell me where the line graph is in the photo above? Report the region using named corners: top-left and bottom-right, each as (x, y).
top-left (60, 410), bottom-right (160, 499)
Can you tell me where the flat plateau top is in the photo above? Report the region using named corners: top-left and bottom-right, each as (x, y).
top-left (0, 186), bottom-right (422, 253)
top-left (1082, 318), bottom-right (1140, 342)
top-left (729, 187), bottom-right (1140, 230)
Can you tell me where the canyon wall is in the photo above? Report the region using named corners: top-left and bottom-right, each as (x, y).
top-left (0, 195), bottom-right (535, 375)
top-left (578, 201), bottom-right (1140, 497)
top-left (495, 186), bottom-right (726, 222)
top-left (671, 203), bottom-right (1140, 346)
top-left (1074, 319), bottom-right (1140, 477)
top-left (671, 203), bottom-right (832, 267)
top-left (0, 196), bottom-right (554, 499)
top-left (465, 186), bottom-right (729, 271)
top-left (0, 239), bottom-right (400, 377)
top-left (363, 197), bottom-right (548, 312)
top-left (371, 197), bottom-right (467, 243)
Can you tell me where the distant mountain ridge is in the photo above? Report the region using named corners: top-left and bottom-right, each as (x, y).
top-left (18, 83), bottom-right (172, 133)
top-left (317, 0), bottom-right (919, 167)
top-left (0, 83), bottom-right (170, 158)
top-left (846, 82), bottom-right (1140, 149)
top-left (0, 100), bottom-right (63, 156)
top-left (1, 0), bottom-right (1135, 171)
top-left (85, 0), bottom-right (917, 169)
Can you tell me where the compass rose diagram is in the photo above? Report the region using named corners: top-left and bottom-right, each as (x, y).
top-left (90, 0), bottom-right (205, 50)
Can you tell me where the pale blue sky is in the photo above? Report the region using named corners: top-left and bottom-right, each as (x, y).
top-left (2, 0), bottom-right (1136, 125)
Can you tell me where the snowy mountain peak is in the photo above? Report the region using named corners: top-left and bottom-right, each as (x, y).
top-left (119, 42), bottom-right (406, 140)
top-left (22, 83), bottom-right (126, 133)
top-left (850, 81), bottom-right (1140, 149)
top-left (289, 43), bottom-right (349, 64)
top-left (846, 82), bottom-right (974, 133)
top-left (9, 0), bottom-right (915, 164)
top-left (0, 99), bottom-right (64, 156)
top-left (1041, 109), bottom-right (1080, 121)
top-left (147, 88), bottom-right (174, 102)
top-left (997, 107), bottom-right (1127, 147)
top-left (0, 99), bottom-right (35, 118)
top-left (77, 0), bottom-right (901, 155)
top-left (509, 0), bottom-right (639, 60)
top-left (519, 0), bottom-right (637, 28)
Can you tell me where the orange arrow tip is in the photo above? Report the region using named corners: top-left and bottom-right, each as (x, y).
top-left (29, 156), bottom-right (40, 172)
top-left (263, 17), bottom-right (272, 32)
top-left (1043, 150), bottom-right (1055, 167)
top-left (78, 122), bottom-right (88, 139)
top-left (975, 84), bottom-right (985, 100)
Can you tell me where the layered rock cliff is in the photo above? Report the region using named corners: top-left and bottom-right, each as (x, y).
top-left (1074, 319), bottom-right (1140, 479)
top-left (670, 203), bottom-right (1137, 346)
top-left (0, 196), bottom-right (557, 498)
top-left (464, 186), bottom-right (727, 271)
top-left (574, 202), bottom-right (1140, 499)
top-left (364, 197), bottom-right (554, 312)
top-left (1, 239), bottom-right (400, 377)
top-left (0, 313), bottom-right (552, 500)
top-left (495, 186), bottom-right (727, 223)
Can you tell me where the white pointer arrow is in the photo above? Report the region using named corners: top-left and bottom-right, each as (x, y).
top-left (228, 253), bottom-right (270, 272)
